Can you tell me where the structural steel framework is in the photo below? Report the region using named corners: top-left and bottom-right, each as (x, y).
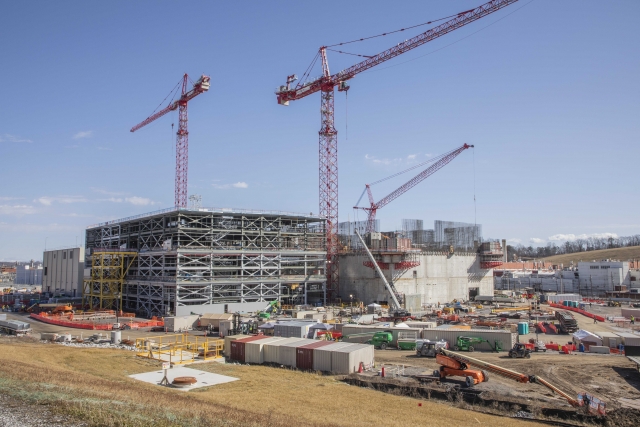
top-left (83, 250), bottom-right (138, 311)
top-left (86, 208), bottom-right (326, 317)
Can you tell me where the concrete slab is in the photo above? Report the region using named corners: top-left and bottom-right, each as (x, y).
top-left (129, 366), bottom-right (238, 391)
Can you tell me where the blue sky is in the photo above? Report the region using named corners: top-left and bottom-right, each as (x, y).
top-left (1, 0), bottom-right (638, 261)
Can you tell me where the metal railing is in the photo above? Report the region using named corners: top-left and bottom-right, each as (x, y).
top-left (87, 206), bottom-right (326, 229)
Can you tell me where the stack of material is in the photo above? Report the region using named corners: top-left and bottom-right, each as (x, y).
top-left (555, 311), bottom-right (578, 333)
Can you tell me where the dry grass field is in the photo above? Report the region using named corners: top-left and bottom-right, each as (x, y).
top-left (542, 246), bottom-right (640, 265)
top-left (0, 338), bottom-right (548, 427)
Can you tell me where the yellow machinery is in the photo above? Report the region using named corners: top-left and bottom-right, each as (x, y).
top-left (83, 250), bottom-right (137, 311)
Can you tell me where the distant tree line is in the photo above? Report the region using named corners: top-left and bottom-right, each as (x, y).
top-left (507, 235), bottom-right (640, 260)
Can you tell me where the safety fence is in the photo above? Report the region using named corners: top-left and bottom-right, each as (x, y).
top-left (135, 333), bottom-right (223, 365)
top-left (30, 313), bottom-right (113, 330)
top-left (30, 313), bottom-right (164, 331)
top-left (549, 303), bottom-right (606, 322)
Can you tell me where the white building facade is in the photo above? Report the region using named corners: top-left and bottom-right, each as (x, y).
top-left (42, 247), bottom-right (85, 296)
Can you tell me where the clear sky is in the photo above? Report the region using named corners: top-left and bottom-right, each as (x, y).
top-left (1, 0), bottom-right (639, 261)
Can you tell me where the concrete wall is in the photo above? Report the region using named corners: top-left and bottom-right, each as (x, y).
top-left (339, 252), bottom-right (492, 305)
top-left (42, 248), bottom-right (84, 296)
top-left (175, 301), bottom-right (266, 316)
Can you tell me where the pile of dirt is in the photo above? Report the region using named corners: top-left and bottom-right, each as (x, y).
top-left (601, 407), bottom-right (640, 427)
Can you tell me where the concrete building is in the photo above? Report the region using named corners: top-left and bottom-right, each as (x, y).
top-left (15, 261), bottom-right (43, 286)
top-left (84, 206), bottom-right (326, 317)
top-left (577, 260), bottom-right (631, 293)
top-left (339, 251), bottom-right (493, 307)
top-left (42, 247), bottom-right (85, 296)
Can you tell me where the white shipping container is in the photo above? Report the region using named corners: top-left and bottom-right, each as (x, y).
top-left (312, 342), bottom-right (354, 372)
top-left (219, 320), bottom-right (233, 338)
top-left (615, 332), bottom-right (640, 346)
top-left (330, 344), bottom-right (375, 374)
top-left (547, 294), bottom-right (582, 303)
top-left (263, 338), bottom-right (305, 363)
top-left (245, 337), bottom-right (286, 364)
top-left (277, 339), bottom-right (315, 367)
top-left (420, 328), bottom-right (516, 352)
top-left (164, 315), bottom-right (199, 332)
top-left (274, 322), bottom-right (315, 338)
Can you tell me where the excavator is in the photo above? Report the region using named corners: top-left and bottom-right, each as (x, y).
top-left (435, 349), bottom-right (606, 415)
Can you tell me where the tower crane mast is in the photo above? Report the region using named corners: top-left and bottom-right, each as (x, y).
top-left (131, 74), bottom-right (210, 208)
top-left (275, 0), bottom-right (520, 300)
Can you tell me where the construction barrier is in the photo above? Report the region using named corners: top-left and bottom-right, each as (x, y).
top-left (30, 313), bottom-right (113, 330)
top-left (549, 303), bottom-right (605, 322)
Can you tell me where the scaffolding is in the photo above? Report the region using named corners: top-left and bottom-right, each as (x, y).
top-left (83, 250), bottom-right (138, 311)
top-left (85, 207), bottom-right (326, 317)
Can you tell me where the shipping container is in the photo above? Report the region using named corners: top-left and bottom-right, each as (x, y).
top-left (245, 337), bottom-right (287, 364)
top-left (230, 335), bottom-right (267, 362)
top-left (420, 328), bottom-right (516, 352)
top-left (621, 308), bottom-right (640, 319)
top-left (312, 342), bottom-right (354, 372)
top-left (597, 332), bottom-right (621, 348)
top-left (0, 314), bottom-right (6, 321)
top-left (199, 313), bottom-right (233, 329)
top-left (274, 321), bottom-right (317, 338)
top-left (277, 339), bottom-right (315, 367)
top-left (263, 338), bottom-right (305, 363)
top-left (614, 332), bottom-right (640, 346)
top-left (219, 320), bottom-right (233, 338)
top-left (403, 321), bottom-right (437, 329)
top-left (342, 325), bottom-right (422, 346)
top-left (164, 315), bottom-right (199, 332)
top-left (223, 334), bottom-right (246, 357)
top-left (547, 294), bottom-right (582, 303)
top-left (330, 344), bottom-right (375, 374)
top-left (296, 341), bottom-right (333, 370)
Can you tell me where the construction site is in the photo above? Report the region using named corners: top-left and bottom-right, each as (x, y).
top-left (2, 1), bottom-right (639, 426)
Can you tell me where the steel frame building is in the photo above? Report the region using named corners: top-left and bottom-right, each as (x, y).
top-left (85, 207), bottom-right (327, 317)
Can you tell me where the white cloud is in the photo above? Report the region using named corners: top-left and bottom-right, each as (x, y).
top-left (507, 238), bottom-right (522, 244)
top-left (73, 131), bottom-right (93, 139)
top-left (364, 154), bottom-right (401, 165)
top-left (530, 238), bottom-right (545, 244)
top-left (125, 196), bottom-right (154, 206)
top-left (0, 205), bottom-right (37, 215)
top-left (35, 196), bottom-right (88, 206)
top-left (0, 221), bottom-right (77, 233)
top-left (407, 154), bottom-right (417, 160)
top-left (548, 233), bottom-right (619, 242)
top-left (0, 134), bottom-right (32, 143)
top-left (97, 146), bottom-right (111, 151)
top-left (213, 181), bottom-right (249, 190)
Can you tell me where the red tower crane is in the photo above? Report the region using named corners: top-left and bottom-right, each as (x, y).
top-left (275, 0), bottom-right (520, 299)
top-left (131, 74), bottom-right (210, 208)
top-left (355, 144), bottom-right (473, 233)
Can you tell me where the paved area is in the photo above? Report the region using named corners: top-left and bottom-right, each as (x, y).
top-left (129, 366), bottom-right (238, 391)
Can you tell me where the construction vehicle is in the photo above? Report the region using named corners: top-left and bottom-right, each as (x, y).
top-left (438, 349), bottom-right (606, 415)
top-left (607, 301), bottom-right (621, 307)
top-left (508, 343), bottom-right (532, 359)
top-left (432, 351), bottom-right (489, 387)
top-left (555, 310), bottom-right (578, 333)
top-left (416, 339), bottom-right (448, 357)
top-left (453, 336), bottom-right (501, 352)
top-left (368, 331), bottom-right (393, 350)
top-left (258, 301), bottom-right (280, 319)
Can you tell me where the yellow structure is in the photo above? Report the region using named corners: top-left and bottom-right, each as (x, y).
top-left (135, 334), bottom-right (223, 365)
top-left (83, 250), bottom-right (137, 311)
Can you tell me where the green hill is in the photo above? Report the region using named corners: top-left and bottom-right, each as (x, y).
top-left (542, 246), bottom-right (640, 265)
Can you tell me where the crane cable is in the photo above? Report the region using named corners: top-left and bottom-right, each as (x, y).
top-left (472, 146), bottom-right (477, 227)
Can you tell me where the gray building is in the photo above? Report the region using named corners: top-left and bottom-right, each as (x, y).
top-left (42, 247), bottom-right (85, 296)
top-left (15, 261), bottom-right (43, 286)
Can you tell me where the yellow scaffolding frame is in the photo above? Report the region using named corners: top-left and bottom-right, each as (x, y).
top-left (83, 251), bottom-right (137, 311)
top-left (135, 333), bottom-right (224, 365)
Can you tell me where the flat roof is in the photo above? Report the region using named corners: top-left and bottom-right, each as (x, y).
top-left (87, 206), bottom-right (325, 229)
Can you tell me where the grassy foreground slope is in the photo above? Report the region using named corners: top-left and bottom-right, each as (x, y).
top-left (542, 246), bottom-right (640, 266)
top-left (0, 338), bottom-right (545, 427)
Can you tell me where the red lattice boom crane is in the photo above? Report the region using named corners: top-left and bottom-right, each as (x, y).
top-left (131, 74), bottom-right (210, 208)
top-left (275, 0), bottom-right (520, 299)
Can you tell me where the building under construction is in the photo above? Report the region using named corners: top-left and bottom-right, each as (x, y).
top-left (338, 219), bottom-right (502, 309)
top-left (84, 207), bottom-right (326, 317)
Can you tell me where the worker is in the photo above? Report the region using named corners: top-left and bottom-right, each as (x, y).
top-left (631, 316), bottom-right (635, 325)
top-left (593, 317), bottom-right (598, 324)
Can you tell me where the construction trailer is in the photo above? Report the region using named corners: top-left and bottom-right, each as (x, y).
top-left (84, 207), bottom-right (326, 317)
